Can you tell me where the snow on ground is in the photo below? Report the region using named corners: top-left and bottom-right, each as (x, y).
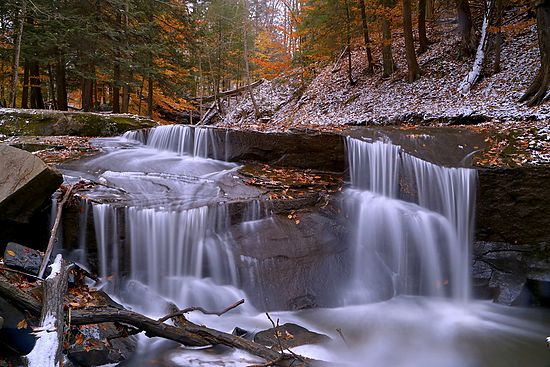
top-left (215, 8), bottom-right (550, 165)
top-left (216, 8), bottom-right (548, 132)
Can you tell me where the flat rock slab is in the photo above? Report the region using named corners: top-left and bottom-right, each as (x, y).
top-left (4, 242), bottom-right (43, 275)
top-left (0, 109), bottom-right (157, 137)
top-left (0, 145), bottom-right (62, 223)
top-left (254, 323), bottom-right (331, 349)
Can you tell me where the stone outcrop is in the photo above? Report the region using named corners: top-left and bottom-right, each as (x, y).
top-left (0, 145), bottom-right (62, 223)
top-left (0, 109), bottom-right (157, 137)
top-left (474, 166), bottom-right (550, 305)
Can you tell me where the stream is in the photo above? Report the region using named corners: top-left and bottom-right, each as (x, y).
top-left (58, 125), bottom-right (550, 367)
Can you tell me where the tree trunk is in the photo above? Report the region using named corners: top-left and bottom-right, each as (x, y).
top-left (493, 0), bottom-right (504, 73)
top-left (121, 0), bottom-right (130, 113)
top-left (113, 63), bottom-right (121, 113)
top-left (9, 0), bottom-right (26, 108)
top-left (456, 0), bottom-right (475, 57)
top-left (345, 0), bottom-right (355, 85)
top-left (21, 60), bottom-right (29, 109)
top-left (418, 0), bottom-right (429, 53)
top-left (147, 77), bottom-right (153, 118)
top-left (47, 64), bottom-right (57, 110)
top-left (29, 61), bottom-right (45, 109)
top-left (25, 255), bottom-right (70, 367)
top-left (381, 0), bottom-right (396, 77)
top-left (459, 0), bottom-right (494, 94)
top-left (403, 0), bottom-right (421, 82)
top-left (242, 0), bottom-right (260, 121)
top-left (359, 0), bottom-right (375, 73)
top-left (55, 53), bottom-right (68, 111)
top-left (82, 77), bottom-right (94, 112)
top-left (520, 0), bottom-right (550, 106)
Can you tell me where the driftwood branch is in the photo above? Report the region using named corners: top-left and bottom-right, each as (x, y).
top-left (157, 298), bottom-right (244, 323)
top-left (192, 80), bottom-right (264, 103)
top-left (197, 101), bottom-right (217, 125)
top-left (38, 185), bottom-right (74, 279)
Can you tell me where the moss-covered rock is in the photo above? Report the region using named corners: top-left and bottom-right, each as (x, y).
top-left (0, 109), bottom-right (157, 137)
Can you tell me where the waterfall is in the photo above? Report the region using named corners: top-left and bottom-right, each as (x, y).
top-left (91, 202), bottom-right (244, 310)
top-left (344, 137), bottom-right (476, 302)
top-left (123, 125), bottom-right (217, 159)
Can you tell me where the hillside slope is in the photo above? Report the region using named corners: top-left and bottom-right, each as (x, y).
top-left (216, 6), bottom-right (548, 132)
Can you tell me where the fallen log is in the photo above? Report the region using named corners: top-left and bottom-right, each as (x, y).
top-left (26, 255), bottom-right (71, 367)
top-left (0, 274), bottom-right (311, 366)
top-left (192, 80), bottom-right (264, 103)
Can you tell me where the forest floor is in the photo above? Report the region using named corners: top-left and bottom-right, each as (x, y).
top-left (214, 5), bottom-right (550, 165)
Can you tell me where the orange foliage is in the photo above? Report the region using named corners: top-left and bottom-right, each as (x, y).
top-left (252, 30), bottom-right (292, 79)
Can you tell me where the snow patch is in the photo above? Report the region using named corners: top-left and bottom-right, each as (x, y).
top-left (47, 254), bottom-right (62, 280)
top-left (26, 313), bottom-right (60, 367)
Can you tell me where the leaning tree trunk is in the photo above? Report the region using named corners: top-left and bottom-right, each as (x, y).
top-left (403, 0), bottom-right (421, 81)
top-left (456, 0), bottom-right (476, 57)
top-left (520, 0), bottom-right (550, 106)
top-left (459, 0), bottom-right (494, 95)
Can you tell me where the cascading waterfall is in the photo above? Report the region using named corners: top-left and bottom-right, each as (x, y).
top-left (344, 137), bottom-right (477, 302)
top-left (123, 125), bottom-right (218, 159)
top-left (91, 202), bottom-right (245, 311)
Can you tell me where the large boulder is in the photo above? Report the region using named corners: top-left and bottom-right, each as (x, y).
top-left (0, 145), bottom-right (62, 223)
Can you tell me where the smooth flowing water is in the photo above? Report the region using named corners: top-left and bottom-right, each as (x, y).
top-left (59, 127), bottom-right (549, 367)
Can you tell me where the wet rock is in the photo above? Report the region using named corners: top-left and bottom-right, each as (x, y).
top-left (512, 279), bottom-right (550, 307)
top-left (218, 128), bottom-right (346, 172)
top-left (254, 323), bottom-right (330, 349)
top-left (288, 294), bottom-right (317, 310)
top-left (477, 166), bottom-right (550, 246)
top-left (232, 210), bottom-right (348, 311)
top-left (4, 242), bottom-right (43, 275)
top-left (232, 327), bottom-right (251, 339)
top-left (67, 323), bottom-right (137, 367)
top-left (0, 145), bottom-right (62, 223)
top-left (472, 241), bottom-right (550, 306)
